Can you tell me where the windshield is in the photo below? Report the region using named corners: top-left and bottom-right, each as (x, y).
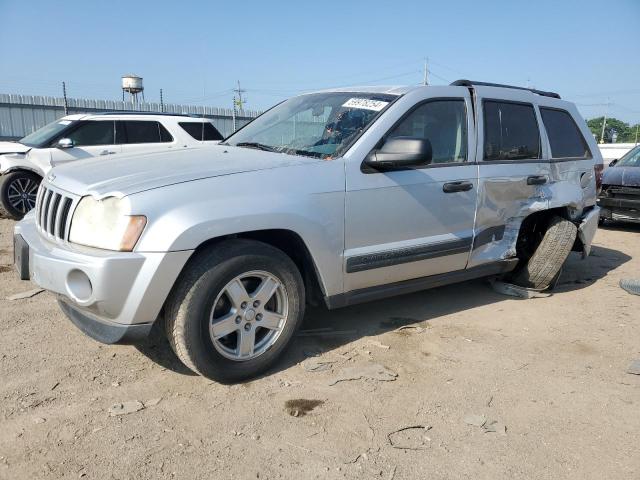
top-left (225, 92), bottom-right (396, 159)
top-left (20, 119), bottom-right (76, 147)
top-left (617, 145), bottom-right (640, 167)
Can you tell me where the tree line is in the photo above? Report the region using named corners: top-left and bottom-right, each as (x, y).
top-left (587, 117), bottom-right (640, 144)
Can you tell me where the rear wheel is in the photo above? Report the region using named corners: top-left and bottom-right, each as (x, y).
top-left (0, 170), bottom-right (41, 220)
top-left (164, 239), bottom-right (305, 383)
top-left (510, 215), bottom-right (577, 290)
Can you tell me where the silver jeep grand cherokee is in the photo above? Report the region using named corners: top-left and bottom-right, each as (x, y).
top-left (14, 80), bottom-right (601, 383)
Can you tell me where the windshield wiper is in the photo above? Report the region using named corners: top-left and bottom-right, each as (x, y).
top-left (234, 142), bottom-right (279, 152)
top-left (279, 148), bottom-right (324, 159)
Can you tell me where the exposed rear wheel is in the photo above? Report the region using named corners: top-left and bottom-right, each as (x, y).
top-left (164, 239), bottom-right (305, 383)
top-left (0, 170), bottom-right (41, 220)
top-left (510, 215), bottom-right (577, 290)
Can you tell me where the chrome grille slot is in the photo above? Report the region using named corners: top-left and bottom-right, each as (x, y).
top-left (48, 193), bottom-right (61, 233)
top-left (57, 197), bottom-right (73, 238)
top-left (36, 185), bottom-right (75, 241)
top-left (40, 189), bottom-right (53, 229)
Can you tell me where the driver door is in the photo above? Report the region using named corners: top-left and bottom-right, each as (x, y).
top-left (49, 120), bottom-right (121, 166)
top-left (344, 90), bottom-right (477, 292)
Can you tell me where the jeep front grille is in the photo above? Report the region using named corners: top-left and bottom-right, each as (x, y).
top-left (35, 185), bottom-right (75, 240)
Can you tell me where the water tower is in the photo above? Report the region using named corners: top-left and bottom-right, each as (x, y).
top-left (121, 74), bottom-right (144, 104)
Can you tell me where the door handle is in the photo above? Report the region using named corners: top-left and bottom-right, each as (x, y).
top-left (99, 150), bottom-right (116, 156)
top-left (443, 181), bottom-right (474, 193)
top-left (527, 175), bottom-right (547, 185)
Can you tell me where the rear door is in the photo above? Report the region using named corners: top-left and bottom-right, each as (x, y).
top-left (468, 87), bottom-right (551, 268)
top-left (118, 120), bottom-right (175, 156)
top-left (49, 120), bottom-right (122, 165)
top-left (343, 87), bottom-right (478, 293)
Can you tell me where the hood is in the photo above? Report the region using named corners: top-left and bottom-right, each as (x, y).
top-left (0, 141), bottom-right (30, 155)
top-left (48, 145), bottom-right (317, 197)
top-left (602, 166), bottom-right (640, 188)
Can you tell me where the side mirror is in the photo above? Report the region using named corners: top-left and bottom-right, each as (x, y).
top-left (364, 137), bottom-right (432, 170)
top-left (609, 159), bottom-right (618, 167)
top-left (57, 138), bottom-right (75, 149)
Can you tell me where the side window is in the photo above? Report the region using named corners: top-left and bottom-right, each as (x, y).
top-left (540, 108), bottom-right (591, 159)
top-left (120, 121), bottom-right (173, 144)
top-left (387, 100), bottom-right (467, 164)
top-left (483, 101), bottom-right (541, 160)
top-left (66, 121), bottom-right (115, 146)
top-left (179, 122), bottom-right (223, 141)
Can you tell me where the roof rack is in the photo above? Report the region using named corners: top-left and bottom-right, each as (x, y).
top-left (450, 80), bottom-right (561, 99)
top-left (90, 111), bottom-right (200, 117)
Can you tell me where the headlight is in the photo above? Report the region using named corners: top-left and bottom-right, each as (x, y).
top-left (69, 196), bottom-right (146, 251)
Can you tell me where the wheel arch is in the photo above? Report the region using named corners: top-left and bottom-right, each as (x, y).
top-left (187, 229), bottom-right (327, 307)
top-left (516, 206), bottom-right (584, 256)
top-left (1, 166), bottom-right (43, 177)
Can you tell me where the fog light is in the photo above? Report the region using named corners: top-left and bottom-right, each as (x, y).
top-left (66, 269), bottom-right (93, 302)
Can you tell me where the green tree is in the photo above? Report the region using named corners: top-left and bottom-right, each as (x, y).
top-left (587, 116), bottom-right (633, 143)
top-left (622, 123), bottom-right (640, 143)
top-left (586, 117), bottom-right (640, 143)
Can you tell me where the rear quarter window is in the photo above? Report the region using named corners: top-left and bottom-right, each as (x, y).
top-left (540, 108), bottom-right (591, 159)
top-left (483, 101), bottom-right (541, 161)
top-left (179, 122), bottom-right (223, 141)
top-left (117, 121), bottom-right (173, 144)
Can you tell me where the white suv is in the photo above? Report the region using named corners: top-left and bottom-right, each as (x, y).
top-left (0, 112), bottom-right (223, 219)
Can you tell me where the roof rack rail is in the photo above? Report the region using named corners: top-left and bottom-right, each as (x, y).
top-left (450, 80), bottom-right (561, 99)
top-left (90, 111), bottom-right (200, 117)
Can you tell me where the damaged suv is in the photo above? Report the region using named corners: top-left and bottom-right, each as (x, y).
top-left (14, 81), bottom-right (601, 382)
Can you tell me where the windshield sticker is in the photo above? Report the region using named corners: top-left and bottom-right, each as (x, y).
top-left (342, 98), bottom-right (389, 111)
top-left (58, 120), bottom-right (72, 125)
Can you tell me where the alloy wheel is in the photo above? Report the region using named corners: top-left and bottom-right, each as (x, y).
top-left (209, 270), bottom-right (288, 361)
top-left (7, 176), bottom-right (39, 213)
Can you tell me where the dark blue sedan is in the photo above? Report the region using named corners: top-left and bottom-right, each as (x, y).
top-left (598, 145), bottom-right (640, 223)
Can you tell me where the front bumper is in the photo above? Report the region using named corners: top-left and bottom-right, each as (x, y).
top-left (598, 196), bottom-right (640, 223)
top-left (14, 213), bottom-right (193, 344)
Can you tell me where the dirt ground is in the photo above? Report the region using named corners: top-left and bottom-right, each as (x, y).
top-left (0, 217), bottom-right (638, 480)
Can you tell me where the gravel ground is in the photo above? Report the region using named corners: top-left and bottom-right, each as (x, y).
top-left (0, 217), bottom-right (639, 480)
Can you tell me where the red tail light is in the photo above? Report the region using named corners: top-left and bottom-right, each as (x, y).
top-left (594, 163), bottom-right (604, 193)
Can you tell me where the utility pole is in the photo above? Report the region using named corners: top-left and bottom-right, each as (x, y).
top-left (599, 98), bottom-right (610, 144)
top-left (423, 58), bottom-right (429, 86)
top-left (160, 88), bottom-right (164, 113)
top-left (62, 81), bottom-right (69, 115)
top-left (233, 80), bottom-right (246, 113)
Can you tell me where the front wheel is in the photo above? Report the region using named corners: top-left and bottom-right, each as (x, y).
top-left (164, 239), bottom-right (305, 383)
top-left (0, 170), bottom-right (42, 220)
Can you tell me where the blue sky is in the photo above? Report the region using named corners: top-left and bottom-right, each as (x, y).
top-left (1, 0), bottom-right (639, 123)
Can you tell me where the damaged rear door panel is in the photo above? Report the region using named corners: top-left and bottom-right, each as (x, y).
top-left (468, 87), bottom-right (552, 268)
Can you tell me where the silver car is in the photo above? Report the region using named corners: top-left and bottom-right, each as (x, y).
top-left (14, 81), bottom-right (601, 383)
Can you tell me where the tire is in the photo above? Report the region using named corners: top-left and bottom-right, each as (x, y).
top-left (511, 215), bottom-right (577, 290)
top-left (164, 239), bottom-right (305, 383)
top-left (0, 170), bottom-right (42, 220)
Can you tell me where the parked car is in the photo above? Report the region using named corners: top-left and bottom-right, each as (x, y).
top-left (597, 142), bottom-right (637, 166)
top-left (0, 112), bottom-right (223, 219)
top-left (598, 144), bottom-right (640, 223)
top-left (14, 81), bottom-right (601, 383)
